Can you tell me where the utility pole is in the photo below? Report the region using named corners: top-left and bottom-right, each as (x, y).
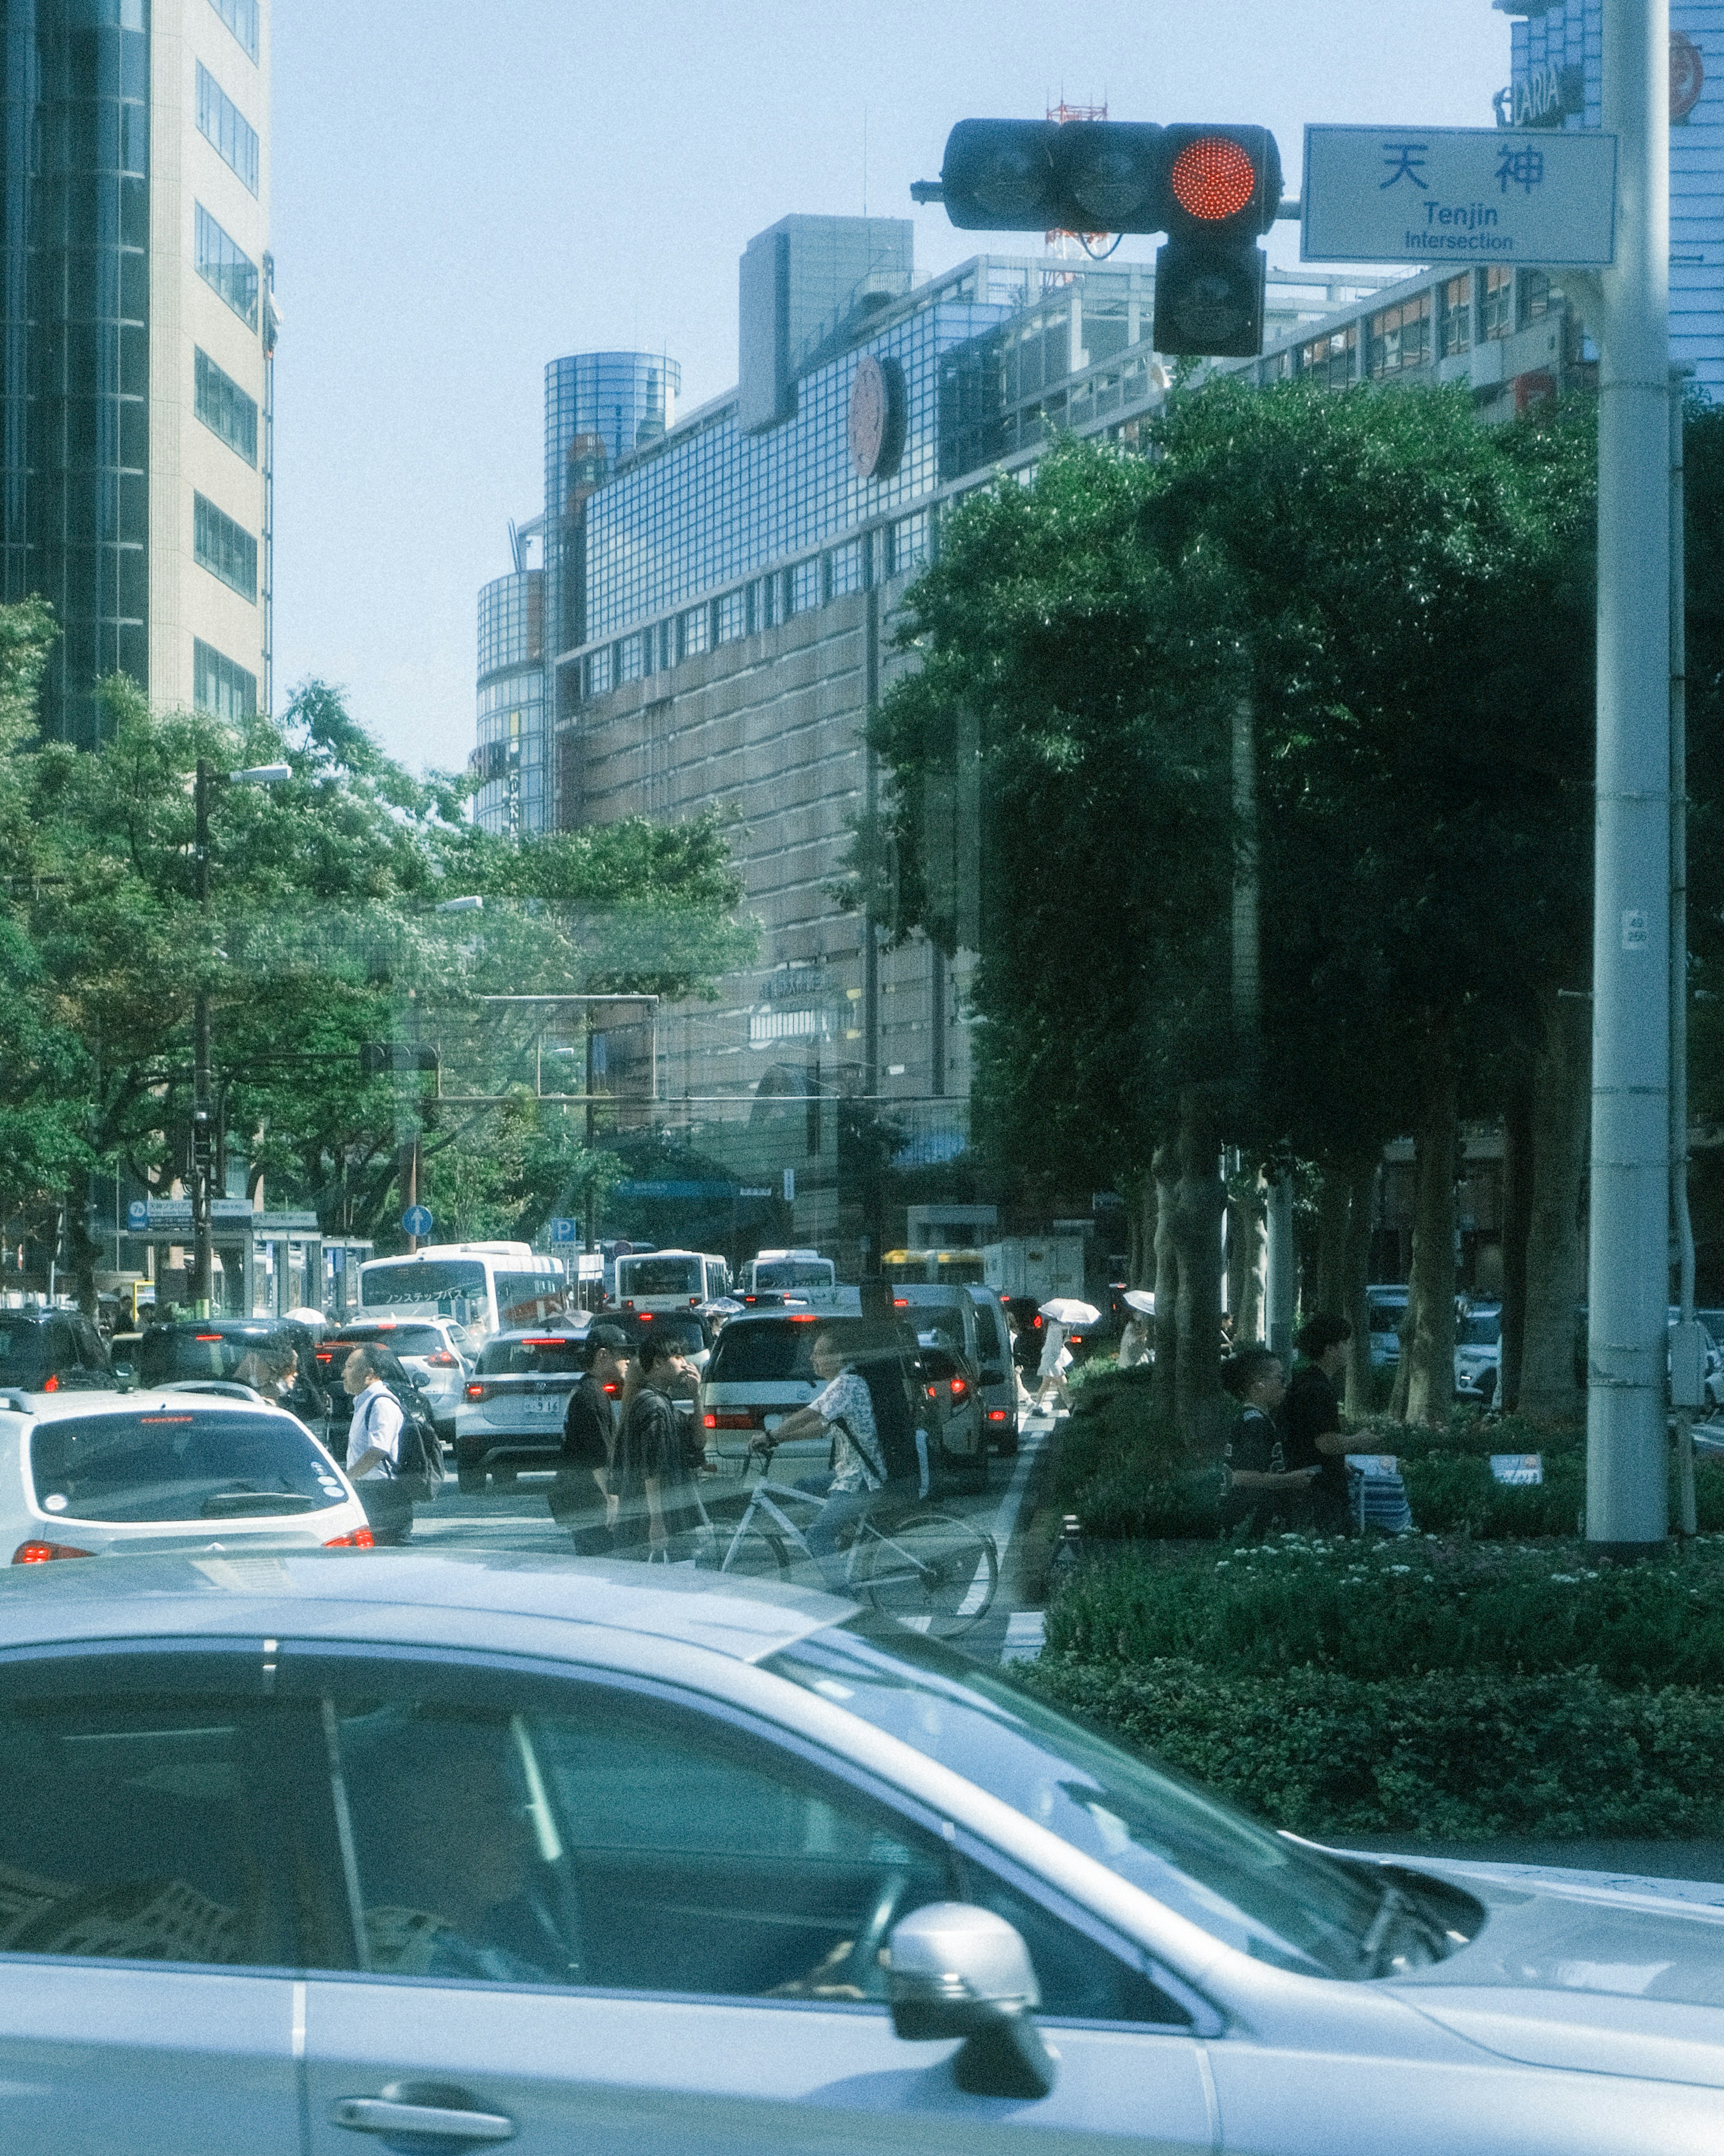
top-left (1586, 0), bottom-right (1671, 1555)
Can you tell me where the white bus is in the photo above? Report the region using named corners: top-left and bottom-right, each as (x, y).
top-left (738, 1249), bottom-right (840, 1301)
top-left (357, 1243), bottom-right (567, 1341)
top-left (613, 1248), bottom-right (730, 1312)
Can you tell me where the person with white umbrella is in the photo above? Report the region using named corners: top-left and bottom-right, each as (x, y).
top-left (1034, 1297), bottom-right (1099, 1415)
top-left (1117, 1289), bottom-right (1155, 1371)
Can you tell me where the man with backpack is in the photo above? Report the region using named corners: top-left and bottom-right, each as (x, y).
top-left (760, 1325), bottom-right (919, 1589)
top-left (341, 1344), bottom-right (443, 1544)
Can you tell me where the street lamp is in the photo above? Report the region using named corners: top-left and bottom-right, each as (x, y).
top-left (191, 757), bottom-right (291, 1315)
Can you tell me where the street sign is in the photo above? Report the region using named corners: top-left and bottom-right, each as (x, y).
top-left (575, 1252), bottom-right (604, 1279)
top-left (1301, 124), bottom-right (1617, 268)
top-left (548, 1217), bottom-right (577, 1243)
top-left (127, 1199), bottom-right (148, 1232)
top-left (401, 1204), bottom-right (434, 1238)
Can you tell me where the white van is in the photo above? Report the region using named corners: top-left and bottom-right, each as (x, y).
top-left (358, 1243), bottom-right (567, 1342)
top-left (614, 1248), bottom-right (730, 1312)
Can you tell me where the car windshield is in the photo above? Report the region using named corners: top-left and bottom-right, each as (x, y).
top-left (340, 1325), bottom-right (456, 1358)
top-left (766, 1622), bottom-right (1477, 1982)
top-left (477, 1336), bottom-right (587, 1376)
top-left (1367, 1300), bottom-right (1406, 1333)
top-left (621, 1315), bottom-right (705, 1355)
top-left (27, 1410), bottom-right (347, 1523)
top-left (1459, 1312), bottom-right (1501, 1346)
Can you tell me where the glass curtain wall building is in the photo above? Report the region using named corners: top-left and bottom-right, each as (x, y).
top-left (472, 566), bottom-right (544, 835)
top-left (0, 0), bottom-right (272, 746)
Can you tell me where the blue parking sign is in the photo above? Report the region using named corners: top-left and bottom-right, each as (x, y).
top-left (549, 1217), bottom-right (577, 1243)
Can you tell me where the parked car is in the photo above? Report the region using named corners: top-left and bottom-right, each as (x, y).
top-left (1366, 1286), bottom-right (1409, 1373)
top-left (326, 1317), bottom-right (474, 1439)
top-left (454, 1327), bottom-right (593, 1492)
top-left (1454, 1305), bottom-right (1503, 1404)
top-left (4, 1552), bottom-right (1724, 2150)
top-left (912, 1339), bottom-right (988, 1495)
top-left (966, 1284), bottom-right (1020, 1455)
top-left (0, 1389), bottom-right (371, 1561)
top-left (0, 1306), bottom-right (114, 1394)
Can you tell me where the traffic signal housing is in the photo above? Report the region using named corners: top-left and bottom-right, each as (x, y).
top-left (360, 1042), bottom-right (440, 1079)
top-left (927, 118), bottom-right (1282, 358)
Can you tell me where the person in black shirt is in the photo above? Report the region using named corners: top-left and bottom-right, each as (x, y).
top-left (550, 1323), bottom-right (629, 1555)
top-left (1219, 1349), bottom-right (1318, 1536)
top-left (1279, 1313), bottom-right (1355, 1534)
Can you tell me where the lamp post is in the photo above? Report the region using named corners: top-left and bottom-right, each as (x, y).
top-left (190, 759), bottom-right (290, 1316)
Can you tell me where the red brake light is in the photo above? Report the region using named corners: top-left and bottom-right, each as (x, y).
top-left (893, 1299), bottom-right (909, 1308)
top-left (523, 1338), bottom-right (564, 1348)
top-left (926, 1384), bottom-right (938, 1400)
top-left (950, 1377), bottom-right (968, 1399)
top-left (427, 1350), bottom-right (458, 1367)
top-left (987, 1408), bottom-right (1008, 1422)
top-left (1170, 135), bottom-right (1258, 222)
top-left (195, 1333), bottom-right (223, 1341)
top-left (465, 1381), bottom-right (485, 1400)
top-left (789, 1314), bottom-right (819, 1323)
top-left (323, 1527), bottom-right (375, 1549)
top-left (689, 1296), bottom-right (699, 1306)
top-left (703, 1412), bottom-right (717, 1429)
top-left (42, 1373), bottom-right (57, 1394)
top-left (711, 1411), bottom-right (756, 1429)
top-left (638, 1313), bottom-right (654, 1323)
top-left (13, 1539), bottom-right (94, 1563)
top-left (602, 1380), bottom-right (620, 1396)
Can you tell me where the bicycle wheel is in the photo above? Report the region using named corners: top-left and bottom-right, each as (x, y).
top-left (717, 1523), bottom-right (791, 1579)
top-left (860, 1507), bottom-right (998, 1638)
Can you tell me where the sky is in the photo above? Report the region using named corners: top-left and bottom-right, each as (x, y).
top-left (269, 1), bottom-right (1513, 778)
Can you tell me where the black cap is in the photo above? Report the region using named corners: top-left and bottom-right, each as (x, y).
top-left (585, 1323), bottom-right (629, 1353)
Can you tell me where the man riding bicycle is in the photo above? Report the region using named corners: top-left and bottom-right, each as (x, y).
top-left (756, 1327), bottom-right (910, 1588)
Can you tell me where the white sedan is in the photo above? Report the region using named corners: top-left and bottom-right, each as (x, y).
top-left (0, 1387), bottom-right (374, 1561)
top-left (0, 1550), bottom-right (1720, 2152)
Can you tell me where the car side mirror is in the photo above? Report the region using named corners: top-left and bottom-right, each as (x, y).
top-left (884, 1903), bottom-right (1056, 2099)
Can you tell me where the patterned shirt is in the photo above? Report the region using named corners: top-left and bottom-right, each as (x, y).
top-left (812, 1369), bottom-right (884, 1493)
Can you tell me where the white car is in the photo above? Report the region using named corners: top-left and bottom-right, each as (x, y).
top-left (0, 1387), bottom-right (374, 1560)
top-left (1454, 1305), bottom-right (1503, 1403)
top-left (0, 1551), bottom-right (1722, 2153)
top-left (325, 1317), bottom-right (475, 1436)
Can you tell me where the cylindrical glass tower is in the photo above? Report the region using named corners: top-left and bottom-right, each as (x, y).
top-left (544, 352), bottom-right (680, 660)
top-left (473, 567), bottom-right (544, 835)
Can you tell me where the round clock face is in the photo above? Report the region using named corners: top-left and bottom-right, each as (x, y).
top-left (849, 356), bottom-right (891, 479)
top-left (1672, 31), bottom-right (1705, 125)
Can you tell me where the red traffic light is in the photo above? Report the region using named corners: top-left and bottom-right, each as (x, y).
top-left (1169, 136), bottom-right (1259, 223)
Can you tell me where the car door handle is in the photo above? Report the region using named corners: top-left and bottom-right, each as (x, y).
top-left (332, 2089), bottom-right (517, 2142)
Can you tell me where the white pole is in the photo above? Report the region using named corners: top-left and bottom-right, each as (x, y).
top-left (1266, 1175), bottom-right (1295, 1362)
top-left (1670, 366), bottom-right (1699, 1535)
top-left (1587, 0), bottom-right (1671, 1554)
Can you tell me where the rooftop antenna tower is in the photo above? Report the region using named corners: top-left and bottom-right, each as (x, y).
top-left (1046, 97), bottom-right (1111, 272)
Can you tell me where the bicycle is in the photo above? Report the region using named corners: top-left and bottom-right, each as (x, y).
top-left (696, 1440), bottom-right (999, 1638)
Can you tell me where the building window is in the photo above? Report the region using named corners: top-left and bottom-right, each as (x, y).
top-left (1438, 273), bottom-right (1472, 357)
top-left (1478, 265), bottom-right (1514, 342)
top-left (891, 511), bottom-right (930, 576)
top-left (210, 0), bottom-right (259, 61)
top-left (194, 347), bottom-right (257, 464)
top-left (617, 633), bottom-right (644, 683)
top-left (193, 492), bottom-right (257, 601)
top-left (193, 637), bottom-right (256, 720)
top-left (678, 605), bottom-right (708, 659)
top-left (195, 63), bottom-right (259, 194)
top-left (1519, 271), bottom-right (1564, 327)
top-left (195, 204), bottom-right (258, 329)
top-left (716, 588), bottom-right (748, 644)
top-left (792, 557), bottom-right (822, 615)
top-left (1366, 291), bottom-right (1431, 379)
top-left (828, 539), bottom-right (865, 598)
top-left (1296, 323), bottom-right (1356, 387)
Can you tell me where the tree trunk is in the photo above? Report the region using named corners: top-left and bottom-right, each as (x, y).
top-left (1520, 983), bottom-right (1590, 1425)
top-left (1228, 1168), bottom-right (1267, 1348)
top-left (1499, 1078), bottom-right (1534, 1413)
top-left (1133, 1173), bottom-right (1156, 1290)
top-left (1149, 1139), bottom-right (1179, 1429)
top-left (64, 1167), bottom-right (102, 1318)
top-left (1404, 1021), bottom-right (1459, 1429)
top-left (1341, 1148), bottom-right (1377, 1418)
top-left (1313, 1163), bottom-right (1350, 1316)
top-left (1171, 1088), bottom-right (1228, 1458)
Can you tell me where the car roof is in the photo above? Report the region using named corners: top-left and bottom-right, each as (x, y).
top-left (143, 1316), bottom-right (303, 1336)
top-left (0, 1546), bottom-right (849, 1667)
top-left (0, 1386), bottom-right (304, 1426)
top-left (483, 1323), bottom-right (590, 1343)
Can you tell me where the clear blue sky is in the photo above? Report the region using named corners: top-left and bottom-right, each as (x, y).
top-left (270, 1), bottom-right (1512, 778)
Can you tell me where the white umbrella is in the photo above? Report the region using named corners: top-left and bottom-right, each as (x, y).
top-left (1040, 1298), bottom-right (1101, 1327)
top-left (284, 1306), bottom-right (327, 1331)
top-left (1123, 1289), bottom-right (1156, 1316)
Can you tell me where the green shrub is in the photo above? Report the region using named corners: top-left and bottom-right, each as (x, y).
top-left (1025, 1653), bottom-right (1724, 1839)
top-left (1045, 1534), bottom-right (1724, 1688)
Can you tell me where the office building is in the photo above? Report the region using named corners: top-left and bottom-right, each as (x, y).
top-left (1494, 0), bottom-right (1723, 393)
top-left (1, 0), bottom-right (273, 747)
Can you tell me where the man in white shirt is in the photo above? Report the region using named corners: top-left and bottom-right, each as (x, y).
top-left (762, 1329), bottom-right (890, 1588)
top-left (343, 1346), bottom-right (412, 1543)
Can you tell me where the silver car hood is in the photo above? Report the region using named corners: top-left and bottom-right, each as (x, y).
top-left (1385, 1863), bottom-right (1724, 2088)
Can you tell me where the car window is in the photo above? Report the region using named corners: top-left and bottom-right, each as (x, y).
top-left (27, 1408), bottom-right (349, 1522)
top-left (620, 1315), bottom-right (705, 1356)
top-left (0, 1671), bottom-right (332, 1969)
top-left (317, 1673), bottom-right (1175, 2019)
top-left (0, 1322), bottom-right (48, 1384)
top-left (705, 1320), bottom-right (825, 1384)
top-left (1458, 1312), bottom-right (1501, 1346)
top-left (476, 1336), bottom-right (587, 1376)
top-left (342, 1326), bottom-right (450, 1358)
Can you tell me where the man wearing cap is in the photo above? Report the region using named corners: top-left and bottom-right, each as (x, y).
top-left (550, 1325), bottom-right (629, 1554)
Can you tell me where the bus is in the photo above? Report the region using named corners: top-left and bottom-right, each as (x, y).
top-left (613, 1248), bottom-right (730, 1312)
top-left (738, 1249), bottom-right (837, 1297)
top-left (357, 1243), bottom-right (567, 1341)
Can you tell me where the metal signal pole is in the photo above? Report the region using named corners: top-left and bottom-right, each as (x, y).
top-left (1586, 0), bottom-right (1671, 1554)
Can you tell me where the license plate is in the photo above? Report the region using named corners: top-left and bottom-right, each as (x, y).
top-left (522, 1396), bottom-right (562, 1417)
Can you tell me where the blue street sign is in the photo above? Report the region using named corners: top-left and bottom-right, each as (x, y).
top-left (126, 1199), bottom-right (149, 1232)
top-left (549, 1217), bottom-right (577, 1243)
top-left (401, 1204), bottom-right (434, 1237)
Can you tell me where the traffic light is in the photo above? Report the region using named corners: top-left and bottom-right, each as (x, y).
top-left (1153, 125), bottom-right (1281, 360)
top-left (190, 1109), bottom-right (215, 1176)
top-left (360, 1042), bottom-right (440, 1078)
top-left (923, 119), bottom-right (1282, 358)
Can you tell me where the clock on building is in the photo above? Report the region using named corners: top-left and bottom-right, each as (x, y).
top-left (848, 354), bottom-right (905, 480)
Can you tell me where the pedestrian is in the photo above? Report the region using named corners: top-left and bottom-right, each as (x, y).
top-left (1117, 1299), bottom-right (1153, 1371)
top-left (1218, 1348), bottom-right (1317, 1536)
top-left (1278, 1313), bottom-right (1361, 1535)
top-left (611, 1331), bottom-right (704, 1560)
top-left (549, 1323), bottom-right (629, 1555)
top-left (1033, 1317), bottom-right (1071, 1416)
top-left (342, 1344), bottom-right (415, 1545)
top-left (758, 1326), bottom-right (899, 1590)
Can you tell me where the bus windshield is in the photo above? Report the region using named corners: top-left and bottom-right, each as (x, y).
top-left (753, 1260), bottom-right (834, 1290)
top-left (362, 1260), bottom-right (485, 1309)
top-left (619, 1257), bottom-right (704, 1299)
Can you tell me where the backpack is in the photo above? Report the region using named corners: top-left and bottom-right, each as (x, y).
top-left (831, 1354), bottom-right (921, 1487)
top-left (355, 1384), bottom-right (444, 1501)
